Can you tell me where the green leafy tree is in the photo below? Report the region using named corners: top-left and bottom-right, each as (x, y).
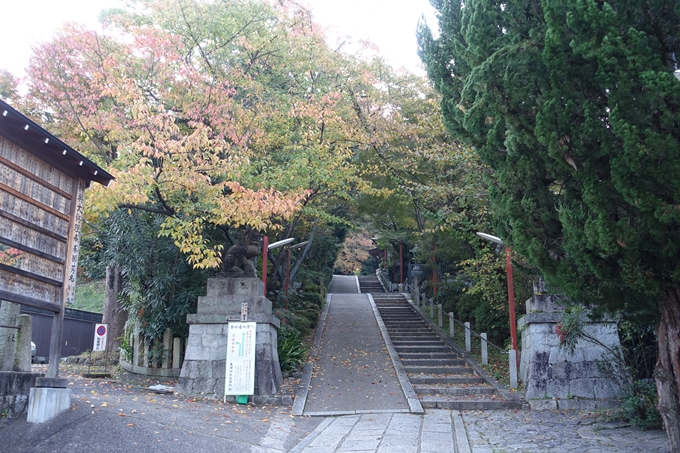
top-left (419, 0), bottom-right (680, 446)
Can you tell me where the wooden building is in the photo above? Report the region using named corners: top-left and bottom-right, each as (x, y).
top-left (0, 99), bottom-right (113, 378)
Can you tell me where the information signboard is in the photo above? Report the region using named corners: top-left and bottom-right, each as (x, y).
top-left (224, 322), bottom-right (256, 399)
top-left (93, 323), bottom-right (107, 352)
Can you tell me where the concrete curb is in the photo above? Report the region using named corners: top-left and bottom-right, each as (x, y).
top-left (453, 411), bottom-right (472, 453)
top-left (288, 417), bottom-right (335, 452)
top-left (292, 292), bottom-right (333, 416)
top-left (367, 294), bottom-right (424, 414)
top-left (304, 409), bottom-right (410, 417)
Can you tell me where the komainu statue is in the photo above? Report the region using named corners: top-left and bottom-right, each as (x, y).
top-left (218, 227), bottom-right (261, 278)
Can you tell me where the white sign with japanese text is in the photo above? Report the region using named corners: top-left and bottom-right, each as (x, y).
top-left (93, 323), bottom-right (107, 352)
top-left (224, 322), bottom-right (256, 398)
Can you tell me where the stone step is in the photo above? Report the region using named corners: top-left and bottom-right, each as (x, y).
top-left (394, 345), bottom-right (452, 353)
top-left (398, 352), bottom-right (462, 359)
top-left (404, 366), bottom-right (472, 374)
top-left (373, 292), bottom-right (519, 411)
top-left (419, 397), bottom-right (522, 410)
top-left (414, 385), bottom-right (496, 396)
top-left (385, 326), bottom-right (433, 331)
top-left (379, 311), bottom-right (419, 315)
top-left (392, 340), bottom-right (445, 346)
top-left (389, 334), bottom-right (440, 340)
top-left (409, 376), bottom-right (486, 385)
top-left (381, 316), bottom-right (422, 320)
top-left (401, 358), bottom-right (467, 366)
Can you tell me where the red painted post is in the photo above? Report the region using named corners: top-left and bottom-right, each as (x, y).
top-left (506, 246), bottom-right (518, 363)
top-left (399, 240), bottom-right (403, 284)
top-left (432, 251), bottom-right (438, 295)
top-left (262, 236), bottom-right (269, 296)
top-left (285, 247), bottom-right (290, 309)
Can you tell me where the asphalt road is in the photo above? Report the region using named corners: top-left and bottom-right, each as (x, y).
top-left (1, 374), bottom-right (322, 453)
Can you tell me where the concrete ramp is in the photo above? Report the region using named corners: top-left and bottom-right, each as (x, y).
top-left (299, 276), bottom-right (410, 415)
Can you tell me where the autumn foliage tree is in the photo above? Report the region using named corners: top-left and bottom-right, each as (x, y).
top-left (17, 0), bottom-right (440, 342)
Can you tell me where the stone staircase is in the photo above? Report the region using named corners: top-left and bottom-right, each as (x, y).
top-left (358, 276), bottom-right (520, 410)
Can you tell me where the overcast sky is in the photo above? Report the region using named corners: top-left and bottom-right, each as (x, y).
top-left (0, 0), bottom-right (437, 78)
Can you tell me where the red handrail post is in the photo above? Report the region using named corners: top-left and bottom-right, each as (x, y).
top-left (262, 236), bottom-right (269, 296)
top-left (506, 246), bottom-right (518, 364)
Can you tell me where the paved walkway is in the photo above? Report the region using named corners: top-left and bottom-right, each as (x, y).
top-left (289, 275), bottom-right (670, 453)
top-left (289, 408), bottom-right (669, 453)
top-left (302, 276), bottom-right (408, 415)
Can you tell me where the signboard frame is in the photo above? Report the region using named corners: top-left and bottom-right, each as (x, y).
top-left (0, 99), bottom-right (113, 378)
top-left (224, 321), bottom-right (256, 401)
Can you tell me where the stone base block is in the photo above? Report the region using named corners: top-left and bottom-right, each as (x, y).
top-left (27, 387), bottom-right (72, 423)
top-left (176, 322), bottom-right (282, 398)
top-left (0, 371), bottom-right (41, 418)
top-left (527, 397), bottom-right (622, 411)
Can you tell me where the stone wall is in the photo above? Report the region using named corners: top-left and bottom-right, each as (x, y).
top-left (0, 372), bottom-right (42, 418)
top-left (519, 289), bottom-right (627, 410)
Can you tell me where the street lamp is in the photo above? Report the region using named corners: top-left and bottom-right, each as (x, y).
top-left (475, 232), bottom-right (518, 357)
top-left (262, 237), bottom-right (295, 296)
top-left (286, 241), bottom-right (308, 298)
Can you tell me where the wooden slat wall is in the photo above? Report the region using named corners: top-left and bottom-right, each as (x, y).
top-left (0, 137), bottom-right (72, 308)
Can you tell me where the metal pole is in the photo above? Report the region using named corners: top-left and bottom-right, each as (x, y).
top-left (262, 236), bottom-right (269, 296)
top-left (506, 246), bottom-right (518, 362)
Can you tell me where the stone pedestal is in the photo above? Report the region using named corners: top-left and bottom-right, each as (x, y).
top-left (175, 278), bottom-right (282, 398)
top-left (519, 286), bottom-right (626, 410)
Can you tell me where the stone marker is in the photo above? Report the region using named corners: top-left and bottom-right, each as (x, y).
top-left (0, 301), bottom-right (20, 371)
top-left (14, 315), bottom-right (32, 372)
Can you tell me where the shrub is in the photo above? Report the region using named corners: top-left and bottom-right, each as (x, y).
top-left (617, 380), bottom-right (663, 431)
top-left (278, 326), bottom-right (307, 374)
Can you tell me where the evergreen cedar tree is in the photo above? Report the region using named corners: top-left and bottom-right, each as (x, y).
top-left (418, 0), bottom-right (680, 448)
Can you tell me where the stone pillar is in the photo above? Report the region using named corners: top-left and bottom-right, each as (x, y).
top-left (518, 282), bottom-right (627, 409)
top-left (14, 315), bottom-right (32, 372)
top-left (0, 301), bottom-right (20, 371)
top-left (162, 329), bottom-right (172, 369)
top-left (172, 338), bottom-right (181, 369)
top-left (176, 277), bottom-right (281, 398)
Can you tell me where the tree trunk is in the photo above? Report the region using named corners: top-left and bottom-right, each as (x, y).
top-left (102, 265), bottom-right (127, 355)
top-left (655, 285), bottom-right (680, 453)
